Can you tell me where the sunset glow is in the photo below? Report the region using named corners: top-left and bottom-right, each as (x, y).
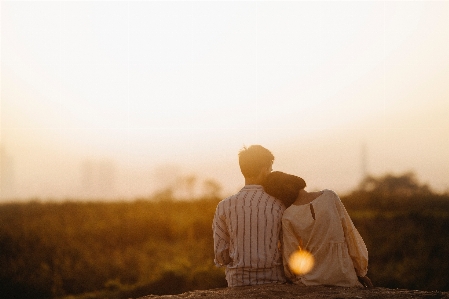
top-left (288, 249), bottom-right (315, 276)
top-left (1, 1), bottom-right (448, 200)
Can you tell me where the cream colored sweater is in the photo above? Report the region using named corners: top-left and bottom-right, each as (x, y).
top-left (282, 189), bottom-right (368, 287)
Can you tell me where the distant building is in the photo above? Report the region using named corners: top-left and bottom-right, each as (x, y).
top-left (81, 159), bottom-right (116, 199)
top-left (0, 146), bottom-right (15, 199)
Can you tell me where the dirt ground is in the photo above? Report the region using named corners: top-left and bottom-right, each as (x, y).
top-left (138, 284), bottom-right (449, 299)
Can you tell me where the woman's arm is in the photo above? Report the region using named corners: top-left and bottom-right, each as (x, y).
top-left (282, 220), bottom-right (301, 283)
top-left (358, 275), bottom-right (374, 288)
top-left (335, 194), bottom-right (369, 278)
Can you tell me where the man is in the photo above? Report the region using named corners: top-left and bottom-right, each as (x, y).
top-left (212, 145), bottom-right (287, 287)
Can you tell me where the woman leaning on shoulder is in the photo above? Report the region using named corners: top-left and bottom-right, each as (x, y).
top-left (263, 171), bottom-right (373, 288)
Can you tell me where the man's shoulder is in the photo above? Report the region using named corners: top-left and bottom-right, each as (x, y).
top-left (215, 193), bottom-right (239, 211)
top-left (218, 192), bottom-right (239, 204)
top-left (217, 187), bottom-right (282, 207)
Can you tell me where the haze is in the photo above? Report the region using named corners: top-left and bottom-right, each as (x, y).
top-left (1, 1), bottom-right (448, 201)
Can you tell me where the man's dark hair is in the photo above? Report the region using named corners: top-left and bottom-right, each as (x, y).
top-left (238, 145), bottom-right (274, 178)
top-left (263, 171), bottom-right (306, 208)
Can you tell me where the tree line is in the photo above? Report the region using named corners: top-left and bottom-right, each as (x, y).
top-left (0, 172), bottom-right (448, 299)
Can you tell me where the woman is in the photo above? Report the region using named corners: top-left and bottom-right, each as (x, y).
top-left (263, 171), bottom-right (373, 288)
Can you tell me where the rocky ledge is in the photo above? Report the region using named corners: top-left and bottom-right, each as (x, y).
top-left (138, 284), bottom-right (449, 299)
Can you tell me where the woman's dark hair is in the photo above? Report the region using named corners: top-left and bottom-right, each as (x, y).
top-left (263, 171), bottom-right (306, 208)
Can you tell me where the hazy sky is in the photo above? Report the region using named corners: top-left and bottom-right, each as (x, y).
top-left (1, 0), bottom-right (448, 200)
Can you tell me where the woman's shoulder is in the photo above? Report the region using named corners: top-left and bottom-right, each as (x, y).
top-left (318, 189), bottom-right (341, 203)
top-left (322, 189), bottom-right (338, 196)
top-left (308, 189), bottom-right (336, 200)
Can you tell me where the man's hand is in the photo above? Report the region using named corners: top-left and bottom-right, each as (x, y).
top-left (358, 276), bottom-right (374, 288)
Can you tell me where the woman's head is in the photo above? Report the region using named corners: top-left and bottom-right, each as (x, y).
top-left (263, 171), bottom-right (306, 208)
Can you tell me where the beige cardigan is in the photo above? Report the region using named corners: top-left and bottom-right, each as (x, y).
top-left (282, 189), bottom-right (368, 287)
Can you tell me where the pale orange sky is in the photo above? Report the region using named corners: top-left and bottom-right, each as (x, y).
top-left (1, 1), bottom-right (448, 200)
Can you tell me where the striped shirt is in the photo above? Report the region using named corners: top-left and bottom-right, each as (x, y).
top-left (212, 185), bottom-right (287, 287)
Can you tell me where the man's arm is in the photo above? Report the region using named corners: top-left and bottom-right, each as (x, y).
top-left (212, 205), bottom-right (231, 267)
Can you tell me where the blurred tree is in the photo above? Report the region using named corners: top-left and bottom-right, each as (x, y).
top-left (151, 187), bottom-right (175, 201)
top-left (1, 174), bottom-right (448, 299)
top-left (202, 179), bottom-right (222, 199)
top-left (184, 175), bottom-right (197, 199)
top-left (357, 172), bottom-right (432, 197)
top-left (174, 175), bottom-right (197, 199)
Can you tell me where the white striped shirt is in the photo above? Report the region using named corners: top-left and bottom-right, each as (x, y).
top-left (213, 185), bottom-right (287, 287)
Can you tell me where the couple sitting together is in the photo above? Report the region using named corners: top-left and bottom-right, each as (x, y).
top-left (212, 145), bottom-right (373, 288)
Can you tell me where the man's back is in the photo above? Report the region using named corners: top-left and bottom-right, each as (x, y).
top-left (213, 185), bottom-right (286, 286)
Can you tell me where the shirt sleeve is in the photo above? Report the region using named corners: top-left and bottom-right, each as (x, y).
top-left (335, 194), bottom-right (369, 277)
top-left (282, 219), bottom-right (301, 283)
top-left (212, 204), bottom-right (231, 267)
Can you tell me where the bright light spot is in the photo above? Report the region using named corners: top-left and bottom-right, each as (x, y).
top-left (288, 249), bottom-right (315, 275)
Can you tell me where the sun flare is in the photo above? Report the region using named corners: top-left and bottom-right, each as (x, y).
top-left (288, 250), bottom-right (315, 275)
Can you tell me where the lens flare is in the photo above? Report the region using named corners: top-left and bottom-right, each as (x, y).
top-left (288, 250), bottom-right (314, 275)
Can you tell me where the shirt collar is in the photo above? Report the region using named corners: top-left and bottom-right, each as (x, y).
top-left (241, 185), bottom-right (264, 190)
